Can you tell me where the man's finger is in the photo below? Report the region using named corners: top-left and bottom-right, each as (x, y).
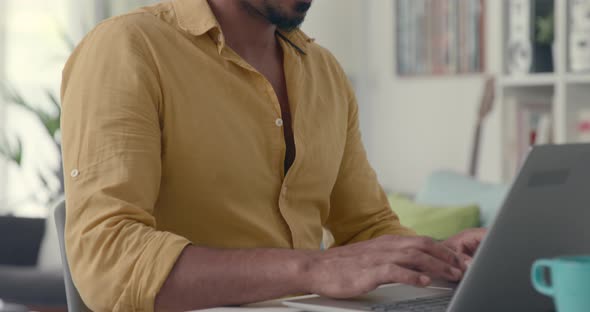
top-left (403, 237), bottom-right (465, 270)
top-left (373, 263), bottom-right (431, 288)
top-left (397, 251), bottom-right (463, 282)
top-left (465, 237), bottom-right (483, 256)
top-left (458, 254), bottom-right (473, 268)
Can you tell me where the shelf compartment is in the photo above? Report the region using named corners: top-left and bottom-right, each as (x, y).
top-left (500, 74), bottom-right (557, 87)
top-left (565, 73), bottom-right (590, 84)
top-left (565, 83), bottom-right (590, 142)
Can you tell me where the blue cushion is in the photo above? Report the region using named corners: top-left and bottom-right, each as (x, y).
top-left (414, 170), bottom-right (509, 227)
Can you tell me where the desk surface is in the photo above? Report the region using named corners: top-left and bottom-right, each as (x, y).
top-left (190, 282), bottom-right (458, 312)
top-left (192, 295), bottom-right (316, 312)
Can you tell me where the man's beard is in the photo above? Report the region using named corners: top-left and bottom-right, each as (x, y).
top-left (241, 0), bottom-right (312, 31)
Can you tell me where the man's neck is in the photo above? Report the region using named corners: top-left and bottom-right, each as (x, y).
top-left (207, 0), bottom-right (278, 60)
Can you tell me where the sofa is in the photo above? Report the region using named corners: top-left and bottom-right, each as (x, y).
top-left (389, 170), bottom-right (509, 240)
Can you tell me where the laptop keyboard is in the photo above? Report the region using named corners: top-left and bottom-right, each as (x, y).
top-left (368, 293), bottom-right (453, 312)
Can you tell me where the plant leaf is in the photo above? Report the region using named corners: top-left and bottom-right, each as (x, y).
top-left (0, 141), bottom-right (12, 163)
top-left (1, 83), bottom-right (37, 116)
top-left (38, 171), bottom-right (50, 190)
top-left (44, 88), bottom-right (61, 113)
top-left (43, 89), bottom-right (62, 139)
top-left (0, 84), bottom-right (61, 140)
top-left (14, 137), bottom-right (23, 166)
top-left (58, 26), bottom-right (77, 51)
top-left (0, 135), bottom-right (23, 166)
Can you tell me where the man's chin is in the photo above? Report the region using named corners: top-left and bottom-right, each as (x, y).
top-left (294, 1), bottom-right (312, 14)
top-left (276, 16), bottom-right (306, 32)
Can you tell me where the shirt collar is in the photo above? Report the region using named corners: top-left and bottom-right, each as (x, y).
top-left (172, 0), bottom-right (311, 55)
top-left (173, 0), bottom-right (221, 38)
top-left (277, 30), bottom-right (312, 56)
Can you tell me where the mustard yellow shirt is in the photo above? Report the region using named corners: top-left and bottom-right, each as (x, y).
top-left (61, 0), bottom-right (414, 310)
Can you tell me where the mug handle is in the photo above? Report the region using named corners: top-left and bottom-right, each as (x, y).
top-left (531, 260), bottom-right (555, 297)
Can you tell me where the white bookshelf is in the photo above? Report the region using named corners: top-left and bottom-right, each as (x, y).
top-left (566, 73), bottom-right (590, 83)
top-left (500, 73), bottom-right (556, 86)
top-left (499, 0), bottom-right (590, 181)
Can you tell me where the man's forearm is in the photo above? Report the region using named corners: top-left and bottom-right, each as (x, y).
top-left (155, 245), bottom-right (310, 311)
top-left (156, 235), bottom-right (470, 311)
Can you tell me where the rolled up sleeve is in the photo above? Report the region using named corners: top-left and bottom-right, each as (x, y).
top-left (61, 16), bottom-right (190, 311)
top-left (326, 79), bottom-right (416, 247)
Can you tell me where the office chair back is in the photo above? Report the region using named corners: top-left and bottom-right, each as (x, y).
top-left (54, 200), bottom-right (91, 312)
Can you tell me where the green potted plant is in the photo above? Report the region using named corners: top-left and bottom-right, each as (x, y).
top-left (0, 27), bottom-right (78, 214)
top-left (532, 8), bottom-right (555, 73)
top-left (0, 85), bottom-right (64, 213)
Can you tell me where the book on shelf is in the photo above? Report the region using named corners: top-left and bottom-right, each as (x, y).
top-left (506, 0), bottom-right (532, 75)
top-left (505, 95), bottom-right (553, 177)
top-left (576, 109), bottom-right (590, 142)
top-left (395, 0), bottom-right (485, 76)
top-left (535, 114), bottom-right (553, 145)
top-left (569, 0), bottom-right (590, 72)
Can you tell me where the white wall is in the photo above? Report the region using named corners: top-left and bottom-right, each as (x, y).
top-left (303, 0), bottom-right (504, 194)
top-left (302, 0), bottom-right (375, 162)
top-left (303, 0), bottom-right (363, 75)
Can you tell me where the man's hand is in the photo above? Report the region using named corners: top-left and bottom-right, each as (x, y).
top-left (443, 228), bottom-right (487, 266)
top-left (300, 235), bottom-right (467, 299)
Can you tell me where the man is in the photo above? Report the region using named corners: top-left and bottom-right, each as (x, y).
top-left (60, 0), bottom-right (486, 311)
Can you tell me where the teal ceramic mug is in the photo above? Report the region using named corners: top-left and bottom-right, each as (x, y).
top-left (531, 256), bottom-right (590, 312)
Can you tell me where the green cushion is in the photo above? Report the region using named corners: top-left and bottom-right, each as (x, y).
top-left (388, 194), bottom-right (481, 240)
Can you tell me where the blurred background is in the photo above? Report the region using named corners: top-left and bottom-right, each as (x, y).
top-left (0, 0), bottom-right (503, 218)
top-left (1, 0), bottom-right (589, 310)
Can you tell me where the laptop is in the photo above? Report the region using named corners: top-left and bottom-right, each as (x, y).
top-left (284, 143), bottom-right (590, 312)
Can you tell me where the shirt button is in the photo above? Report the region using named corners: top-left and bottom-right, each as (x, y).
top-left (275, 118), bottom-right (284, 127)
top-left (70, 169), bottom-right (80, 177)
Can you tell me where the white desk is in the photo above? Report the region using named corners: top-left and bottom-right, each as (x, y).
top-left (190, 281), bottom-right (457, 312)
top-left (192, 295), bottom-right (317, 312)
